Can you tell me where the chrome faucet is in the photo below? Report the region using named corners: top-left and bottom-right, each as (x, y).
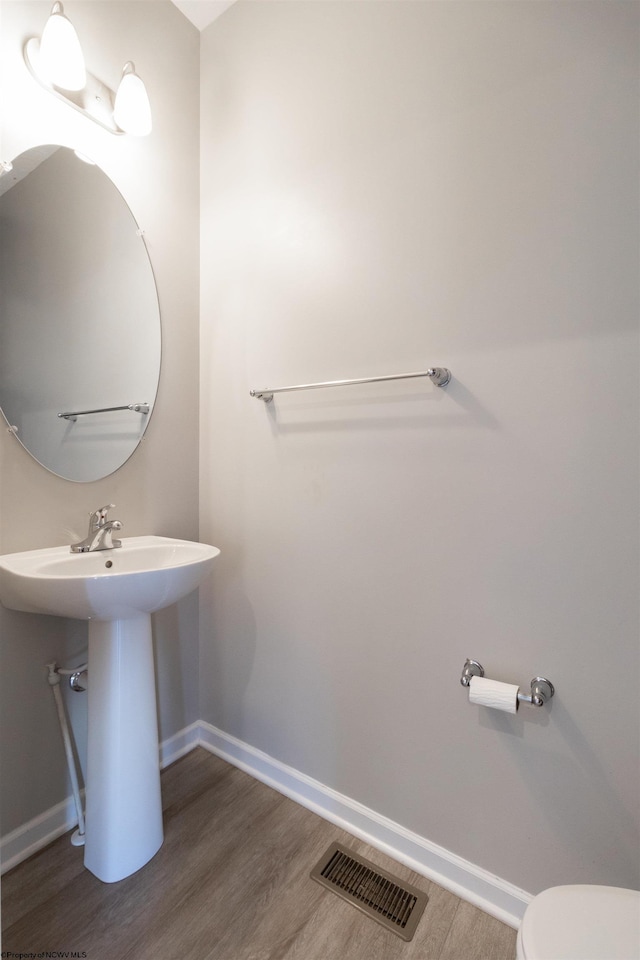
top-left (70, 504), bottom-right (123, 553)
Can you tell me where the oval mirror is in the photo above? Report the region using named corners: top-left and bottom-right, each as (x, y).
top-left (0, 145), bottom-right (160, 482)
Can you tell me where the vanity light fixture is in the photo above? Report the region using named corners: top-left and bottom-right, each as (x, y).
top-left (113, 63), bottom-right (153, 137)
top-left (73, 150), bottom-right (96, 165)
top-left (23, 3), bottom-right (152, 136)
top-left (37, 1), bottom-right (86, 91)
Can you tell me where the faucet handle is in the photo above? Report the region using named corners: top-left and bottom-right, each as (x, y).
top-left (90, 504), bottom-right (116, 527)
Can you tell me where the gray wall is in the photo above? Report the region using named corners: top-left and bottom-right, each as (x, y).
top-left (0, 1), bottom-right (200, 834)
top-left (199, 1), bottom-right (639, 898)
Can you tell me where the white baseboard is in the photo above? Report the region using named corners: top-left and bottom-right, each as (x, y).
top-left (1, 793), bottom-right (81, 876)
top-left (1, 720), bottom-right (531, 928)
top-left (160, 720), bottom-right (202, 768)
top-left (195, 721), bottom-right (531, 929)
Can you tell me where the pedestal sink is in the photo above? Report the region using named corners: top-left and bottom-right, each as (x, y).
top-left (0, 535), bottom-right (220, 882)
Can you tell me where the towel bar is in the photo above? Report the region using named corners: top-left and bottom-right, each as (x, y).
top-left (250, 366), bottom-right (451, 403)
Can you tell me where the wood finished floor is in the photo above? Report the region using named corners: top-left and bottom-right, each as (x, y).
top-left (2, 749), bottom-right (517, 960)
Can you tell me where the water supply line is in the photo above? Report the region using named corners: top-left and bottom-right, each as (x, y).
top-left (46, 661), bottom-right (86, 846)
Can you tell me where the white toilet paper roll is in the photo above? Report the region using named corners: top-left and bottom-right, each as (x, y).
top-left (469, 676), bottom-right (520, 714)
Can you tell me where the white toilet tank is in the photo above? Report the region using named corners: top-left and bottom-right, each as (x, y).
top-left (516, 885), bottom-right (640, 960)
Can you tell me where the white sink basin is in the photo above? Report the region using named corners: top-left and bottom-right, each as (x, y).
top-left (0, 533), bottom-right (220, 884)
top-left (0, 535), bottom-right (220, 620)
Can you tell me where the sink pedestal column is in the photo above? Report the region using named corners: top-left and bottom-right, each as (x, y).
top-left (84, 614), bottom-right (163, 883)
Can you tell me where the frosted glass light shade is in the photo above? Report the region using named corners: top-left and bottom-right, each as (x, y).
top-left (38, 2), bottom-right (86, 91)
top-left (113, 63), bottom-right (152, 137)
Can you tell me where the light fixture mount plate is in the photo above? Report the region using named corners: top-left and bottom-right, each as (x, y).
top-left (24, 37), bottom-right (123, 136)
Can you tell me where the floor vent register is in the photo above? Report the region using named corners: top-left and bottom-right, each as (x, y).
top-left (310, 842), bottom-right (429, 941)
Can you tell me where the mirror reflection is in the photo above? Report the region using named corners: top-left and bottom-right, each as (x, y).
top-left (0, 145), bottom-right (160, 482)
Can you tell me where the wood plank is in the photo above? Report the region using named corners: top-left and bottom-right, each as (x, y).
top-left (2, 748), bottom-right (517, 960)
top-left (439, 899), bottom-right (518, 960)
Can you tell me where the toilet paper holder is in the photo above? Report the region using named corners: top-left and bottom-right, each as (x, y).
top-left (460, 659), bottom-right (555, 707)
